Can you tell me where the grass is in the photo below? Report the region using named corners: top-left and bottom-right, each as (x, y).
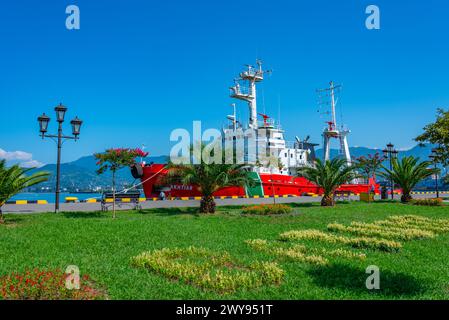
top-left (1, 202), bottom-right (449, 299)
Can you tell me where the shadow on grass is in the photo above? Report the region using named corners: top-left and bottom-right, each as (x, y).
top-left (306, 263), bottom-right (426, 298)
top-left (63, 211), bottom-right (106, 219)
top-left (141, 207), bottom-right (201, 217)
top-left (288, 202), bottom-right (317, 208)
top-left (0, 216), bottom-right (26, 227)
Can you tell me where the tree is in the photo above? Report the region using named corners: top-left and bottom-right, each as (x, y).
top-left (355, 153), bottom-right (385, 183)
top-left (415, 108), bottom-right (449, 165)
top-left (94, 148), bottom-right (148, 218)
top-left (165, 146), bottom-right (254, 213)
top-left (0, 160), bottom-right (49, 224)
top-left (297, 158), bottom-right (359, 207)
top-left (415, 108), bottom-right (449, 183)
top-left (378, 156), bottom-right (438, 203)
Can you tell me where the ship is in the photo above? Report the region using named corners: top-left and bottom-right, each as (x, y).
top-left (132, 60), bottom-right (378, 198)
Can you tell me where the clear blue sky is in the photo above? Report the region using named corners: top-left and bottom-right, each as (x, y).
top-left (1, 0), bottom-right (448, 166)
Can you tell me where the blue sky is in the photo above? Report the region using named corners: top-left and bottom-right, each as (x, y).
top-left (0, 0), bottom-right (448, 166)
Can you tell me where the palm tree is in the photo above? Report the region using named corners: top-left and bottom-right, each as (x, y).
top-left (378, 156), bottom-right (438, 203)
top-left (0, 160), bottom-right (49, 223)
top-left (166, 161), bottom-right (253, 213)
top-left (297, 158), bottom-right (359, 207)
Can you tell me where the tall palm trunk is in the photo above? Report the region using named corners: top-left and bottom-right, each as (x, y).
top-left (200, 195), bottom-right (216, 213)
top-left (401, 192), bottom-right (412, 203)
top-left (321, 193), bottom-right (335, 207)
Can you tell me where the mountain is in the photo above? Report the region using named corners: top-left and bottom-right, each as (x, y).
top-left (27, 155), bottom-right (168, 192)
top-left (316, 144), bottom-right (435, 161)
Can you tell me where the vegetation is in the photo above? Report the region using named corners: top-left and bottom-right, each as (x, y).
top-left (0, 160), bottom-right (49, 224)
top-left (94, 148), bottom-right (148, 218)
top-left (131, 246), bottom-right (283, 293)
top-left (279, 229), bottom-right (402, 252)
top-left (415, 108), bottom-right (449, 169)
top-left (1, 202), bottom-right (449, 299)
top-left (355, 152), bottom-right (385, 183)
top-left (297, 158), bottom-right (359, 206)
top-left (415, 108), bottom-right (449, 184)
top-left (241, 204), bottom-right (292, 215)
top-left (0, 269), bottom-right (105, 300)
top-left (412, 198), bottom-right (444, 206)
top-left (166, 148), bottom-right (253, 213)
top-left (378, 156), bottom-right (438, 203)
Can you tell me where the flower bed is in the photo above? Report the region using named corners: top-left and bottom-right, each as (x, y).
top-left (376, 215), bottom-right (449, 233)
top-left (0, 269), bottom-right (106, 300)
top-left (327, 222), bottom-right (434, 241)
top-left (279, 229), bottom-right (402, 252)
top-left (412, 198), bottom-right (444, 206)
top-left (131, 246), bottom-right (284, 293)
top-left (245, 239), bottom-right (366, 264)
top-left (241, 204), bottom-right (292, 215)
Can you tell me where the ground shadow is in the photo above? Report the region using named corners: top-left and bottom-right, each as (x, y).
top-left (63, 211), bottom-right (106, 219)
top-left (141, 207), bottom-right (201, 217)
top-left (288, 202), bottom-right (317, 208)
top-left (306, 263), bottom-right (427, 298)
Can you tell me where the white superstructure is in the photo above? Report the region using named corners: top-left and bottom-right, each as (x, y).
top-left (225, 60), bottom-right (317, 175)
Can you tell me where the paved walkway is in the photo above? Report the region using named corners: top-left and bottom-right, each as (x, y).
top-left (3, 196), bottom-right (328, 214)
top-left (2, 195), bottom-right (382, 214)
top-left (2, 193), bottom-right (441, 214)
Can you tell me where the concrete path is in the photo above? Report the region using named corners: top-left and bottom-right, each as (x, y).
top-left (3, 196), bottom-right (325, 214)
top-left (2, 193), bottom-right (440, 214)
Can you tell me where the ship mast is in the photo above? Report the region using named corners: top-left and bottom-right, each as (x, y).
top-left (317, 81), bottom-right (352, 166)
top-left (229, 60), bottom-right (270, 129)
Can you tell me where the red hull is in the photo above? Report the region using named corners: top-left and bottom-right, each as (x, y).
top-left (140, 164), bottom-right (379, 198)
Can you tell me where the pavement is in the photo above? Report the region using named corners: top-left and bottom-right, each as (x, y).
top-left (1, 195), bottom-right (412, 214)
top-left (2, 196), bottom-right (322, 213)
top-left (3, 192), bottom-right (445, 214)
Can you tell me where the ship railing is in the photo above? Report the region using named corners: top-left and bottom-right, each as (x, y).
top-left (230, 86), bottom-right (251, 96)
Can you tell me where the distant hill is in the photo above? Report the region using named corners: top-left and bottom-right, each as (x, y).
top-left (28, 155), bottom-right (168, 192)
top-left (316, 144), bottom-right (435, 161)
top-left (27, 144), bottom-right (438, 192)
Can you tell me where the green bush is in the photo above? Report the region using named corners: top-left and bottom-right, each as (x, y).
top-left (412, 198), bottom-right (444, 206)
top-left (131, 246), bottom-right (284, 293)
top-left (241, 204), bottom-right (293, 215)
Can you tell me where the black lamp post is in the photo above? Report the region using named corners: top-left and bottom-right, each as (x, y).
top-left (38, 103), bottom-right (82, 213)
top-left (382, 142), bottom-right (398, 200)
top-left (429, 148), bottom-right (439, 198)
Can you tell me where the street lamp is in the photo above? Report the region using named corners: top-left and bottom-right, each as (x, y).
top-left (37, 103), bottom-right (83, 213)
top-left (429, 148), bottom-right (439, 198)
top-left (382, 142), bottom-right (399, 200)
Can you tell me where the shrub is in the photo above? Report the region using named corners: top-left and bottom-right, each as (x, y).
top-left (0, 268), bottom-right (106, 300)
top-left (378, 215), bottom-right (449, 233)
top-left (241, 204), bottom-right (293, 215)
top-left (245, 239), bottom-right (328, 265)
top-left (279, 229), bottom-right (402, 252)
top-left (349, 222), bottom-right (435, 239)
top-left (328, 222), bottom-right (434, 241)
top-left (131, 246), bottom-right (284, 293)
top-left (412, 198), bottom-right (444, 206)
top-left (245, 239), bottom-right (366, 263)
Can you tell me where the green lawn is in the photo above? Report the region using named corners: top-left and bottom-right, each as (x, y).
top-left (1, 202), bottom-right (448, 299)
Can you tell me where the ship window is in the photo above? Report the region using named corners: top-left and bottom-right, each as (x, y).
top-left (284, 153), bottom-right (287, 157)
top-left (290, 154), bottom-right (293, 158)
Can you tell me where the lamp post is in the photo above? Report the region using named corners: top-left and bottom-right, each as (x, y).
top-left (382, 142), bottom-right (398, 200)
top-left (37, 103), bottom-right (82, 213)
top-left (429, 148), bottom-right (439, 198)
